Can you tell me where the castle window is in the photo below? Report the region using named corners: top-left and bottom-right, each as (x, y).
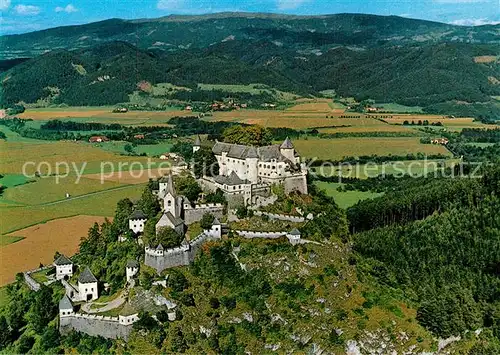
top-left (272, 166), bottom-right (275, 169)
top-left (167, 200), bottom-right (171, 206)
top-left (259, 164), bottom-right (262, 167)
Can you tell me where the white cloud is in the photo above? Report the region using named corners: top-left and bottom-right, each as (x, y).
top-left (55, 4), bottom-right (78, 13)
top-left (0, 0), bottom-right (11, 11)
top-left (276, 0), bottom-right (308, 10)
top-left (451, 18), bottom-right (500, 26)
top-left (14, 4), bottom-right (40, 15)
top-left (157, 0), bottom-right (185, 10)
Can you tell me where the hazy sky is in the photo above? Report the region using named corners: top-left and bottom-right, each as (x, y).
top-left (0, 0), bottom-right (498, 34)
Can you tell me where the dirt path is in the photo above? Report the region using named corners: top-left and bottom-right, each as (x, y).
top-left (81, 291), bottom-right (126, 314)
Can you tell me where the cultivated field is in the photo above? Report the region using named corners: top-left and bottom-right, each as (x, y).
top-left (0, 139), bottom-right (164, 175)
top-left (314, 181), bottom-right (383, 209)
top-left (311, 159), bottom-right (461, 179)
top-left (18, 106), bottom-right (194, 126)
top-left (382, 116), bottom-right (497, 131)
top-left (0, 176), bottom-right (123, 205)
top-left (0, 215), bottom-right (109, 286)
top-left (0, 183), bottom-right (144, 236)
top-left (318, 124), bottom-right (415, 134)
top-left (294, 137), bottom-right (452, 160)
top-left (83, 168), bottom-right (168, 184)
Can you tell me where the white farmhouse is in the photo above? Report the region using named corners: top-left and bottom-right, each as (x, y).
top-left (54, 254), bottom-right (73, 280)
top-left (129, 210), bottom-right (147, 234)
top-left (77, 267), bottom-right (99, 302)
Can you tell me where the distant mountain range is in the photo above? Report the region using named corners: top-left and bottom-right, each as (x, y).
top-left (1, 12), bottom-right (499, 59)
top-left (0, 13), bottom-right (499, 119)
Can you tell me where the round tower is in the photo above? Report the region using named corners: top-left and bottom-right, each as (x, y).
top-left (245, 146), bottom-right (259, 184)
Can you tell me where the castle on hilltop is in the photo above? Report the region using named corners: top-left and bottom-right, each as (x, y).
top-left (200, 137), bottom-right (308, 206)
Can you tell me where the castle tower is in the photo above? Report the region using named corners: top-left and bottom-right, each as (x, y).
top-left (280, 137), bottom-right (296, 162)
top-left (77, 267), bottom-right (98, 302)
top-left (245, 146), bottom-right (259, 184)
top-left (59, 295), bottom-right (74, 318)
top-left (193, 135), bottom-right (201, 154)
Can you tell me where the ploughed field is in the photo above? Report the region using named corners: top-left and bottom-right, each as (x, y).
top-left (0, 215), bottom-right (109, 286)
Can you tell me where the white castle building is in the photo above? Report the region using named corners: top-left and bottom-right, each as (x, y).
top-left (202, 137), bottom-right (308, 205)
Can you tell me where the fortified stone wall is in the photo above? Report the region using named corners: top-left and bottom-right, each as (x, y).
top-left (60, 315), bottom-right (133, 340)
top-left (284, 175), bottom-right (308, 195)
top-left (23, 265), bottom-right (53, 291)
top-left (253, 211), bottom-right (306, 223)
top-left (24, 273), bottom-right (41, 291)
top-left (145, 232), bottom-right (221, 273)
top-left (184, 204), bottom-right (224, 225)
top-left (234, 230), bottom-right (287, 239)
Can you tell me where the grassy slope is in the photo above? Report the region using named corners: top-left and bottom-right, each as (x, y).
top-left (132, 238), bottom-right (434, 353)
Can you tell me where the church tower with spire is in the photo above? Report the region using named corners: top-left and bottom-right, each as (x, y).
top-left (193, 135), bottom-right (201, 154)
top-left (159, 174), bottom-right (179, 217)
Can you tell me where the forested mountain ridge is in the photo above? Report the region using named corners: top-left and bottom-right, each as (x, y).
top-left (350, 167), bottom-right (500, 346)
top-left (1, 39), bottom-right (499, 118)
top-left (1, 13), bottom-right (499, 59)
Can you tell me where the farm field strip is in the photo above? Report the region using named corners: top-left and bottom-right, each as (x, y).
top-left (0, 215), bottom-right (111, 286)
top-left (311, 159), bottom-right (461, 179)
top-left (19, 107), bottom-right (195, 122)
top-left (0, 183), bottom-right (144, 236)
top-left (0, 140), bottom-right (166, 175)
top-left (293, 137), bottom-right (452, 161)
top-left (0, 176), bottom-right (125, 205)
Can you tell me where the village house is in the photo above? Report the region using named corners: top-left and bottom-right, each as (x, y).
top-left (431, 138), bottom-right (449, 145)
top-left (89, 135), bottom-right (109, 143)
top-left (159, 152), bottom-right (181, 161)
